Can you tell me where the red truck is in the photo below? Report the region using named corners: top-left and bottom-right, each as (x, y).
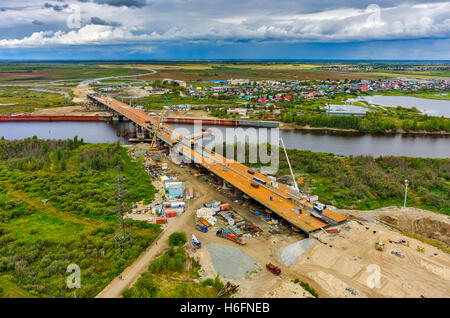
top-left (266, 263), bottom-right (281, 275)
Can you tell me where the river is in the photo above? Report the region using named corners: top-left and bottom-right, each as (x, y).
top-left (1, 121), bottom-right (449, 158)
top-left (348, 95), bottom-right (450, 118)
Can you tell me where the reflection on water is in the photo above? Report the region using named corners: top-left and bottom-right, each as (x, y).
top-left (349, 95), bottom-right (450, 118)
top-left (0, 121), bottom-right (449, 158)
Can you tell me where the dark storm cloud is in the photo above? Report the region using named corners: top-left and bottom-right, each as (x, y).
top-left (89, 0), bottom-right (149, 8)
top-left (43, 2), bottom-right (69, 11)
top-left (32, 20), bottom-right (44, 25)
top-left (90, 16), bottom-right (122, 27)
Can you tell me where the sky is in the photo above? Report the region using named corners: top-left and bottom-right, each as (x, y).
top-left (0, 0), bottom-right (449, 60)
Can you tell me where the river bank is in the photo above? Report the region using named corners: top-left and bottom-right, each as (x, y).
top-left (279, 122), bottom-right (450, 135)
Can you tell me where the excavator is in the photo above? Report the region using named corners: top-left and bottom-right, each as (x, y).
top-left (217, 281), bottom-right (239, 297)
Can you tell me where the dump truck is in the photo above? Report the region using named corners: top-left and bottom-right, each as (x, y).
top-left (216, 228), bottom-right (247, 245)
top-left (195, 224), bottom-right (208, 232)
top-left (199, 217), bottom-right (211, 227)
top-left (266, 263), bottom-right (281, 275)
top-left (375, 242), bottom-right (385, 251)
top-left (217, 281), bottom-right (239, 297)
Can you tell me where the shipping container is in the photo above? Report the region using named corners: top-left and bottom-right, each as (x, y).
top-left (250, 182), bottom-right (259, 188)
top-left (165, 211), bottom-right (177, 218)
top-left (156, 218), bottom-right (167, 224)
top-left (219, 203), bottom-right (231, 211)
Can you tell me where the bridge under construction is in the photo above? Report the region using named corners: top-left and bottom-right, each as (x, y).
top-left (87, 94), bottom-right (346, 233)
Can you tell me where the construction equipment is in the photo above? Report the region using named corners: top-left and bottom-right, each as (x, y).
top-left (198, 217), bottom-right (211, 227)
top-left (195, 224), bottom-right (208, 232)
top-left (280, 137), bottom-right (299, 193)
top-left (191, 234), bottom-right (201, 249)
top-left (266, 263), bottom-right (281, 275)
top-left (217, 281), bottom-right (239, 297)
top-left (216, 228), bottom-right (247, 245)
top-left (417, 246), bottom-right (425, 253)
top-left (148, 109), bottom-right (166, 151)
top-left (375, 241), bottom-right (385, 251)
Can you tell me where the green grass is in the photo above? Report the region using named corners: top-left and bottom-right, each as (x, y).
top-left (293, 279), bottom-right (319, 298)
top-left (0, 86), bottom-right (71, 114)
top-left (0, 276), bottom-right (36, 298)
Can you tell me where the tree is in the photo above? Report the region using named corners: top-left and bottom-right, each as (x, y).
top-left (169, 232), bottom-right (186, 247)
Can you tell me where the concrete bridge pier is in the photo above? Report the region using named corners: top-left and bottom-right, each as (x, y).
top-left (136, 125), bottom-right (145, 140)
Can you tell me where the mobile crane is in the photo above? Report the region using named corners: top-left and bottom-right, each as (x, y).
top-left (148, 95), bottom-right (171, 151)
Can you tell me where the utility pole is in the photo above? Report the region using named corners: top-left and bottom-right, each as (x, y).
top-left (113, 166), bottom-right (132, 252)
top-left (403, 179), bottom-right (409, 209)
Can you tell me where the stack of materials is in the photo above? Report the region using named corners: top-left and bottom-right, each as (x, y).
top-left (163, 201), bottom-right (185, 217)
top-left (165, 181), bottom-right (184, 200)
top-left (185, 188), bottom-right (194, 200)
top-left (218, 211), bottom-right (235, 226)
top-left (196, 207), bottom-right (217, 226)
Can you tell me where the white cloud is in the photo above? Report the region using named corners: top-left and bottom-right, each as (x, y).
top-left (0, 1), bottom-right (449, 48)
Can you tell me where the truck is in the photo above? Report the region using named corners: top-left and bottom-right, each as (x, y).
top-left (216, 228), bottom-right (247, 245)
top-left (192, 234), bottom-right (201, 249)
top-left (198, 217), bottom-right (211, 227)
top-left (195, 224), bottom-right (208, 232)
top-left (253, 176), bottom-right (266, 185)
top-left (266, 263), bottom-right (281, 275)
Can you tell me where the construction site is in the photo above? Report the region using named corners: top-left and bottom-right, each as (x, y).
top-left (90, 94), bottom-right (450, 299)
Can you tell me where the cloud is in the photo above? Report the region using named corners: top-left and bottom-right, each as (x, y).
top-left (43, 2), bottom-right (69, 11)
top-left (32, 20), bottom-right (44, 25)
top-left (85, 0), bottom-right (149, 8)
top-left (0, 1), bottom-right (449, 49)
top-left (90, 16), bottom-right (121, 27)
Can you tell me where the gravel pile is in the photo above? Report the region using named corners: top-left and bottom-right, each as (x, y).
top-left (279, 238), bottom-right (316, 266)
top-left (206, 243), bottom-right (260, 278)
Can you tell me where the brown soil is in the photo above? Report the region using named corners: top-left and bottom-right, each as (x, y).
top-left (340, 208), bottom-right (450, 246)
top-left (31, 105), bottom-right (111, 117)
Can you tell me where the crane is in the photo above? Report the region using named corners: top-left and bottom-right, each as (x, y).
top-left (280, 137), bottom-right (300, 193)
top-left (148, 95), bottom-right (171, 150)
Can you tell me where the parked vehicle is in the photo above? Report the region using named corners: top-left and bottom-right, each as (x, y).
top-left (216, 228), bottom-right (246, 245)
top-left (195, 224), bottom-right (208, 232)
top-left (266, 263), bottom-right (281, 275)
top-left (192, 234), bottom-right (201, 249)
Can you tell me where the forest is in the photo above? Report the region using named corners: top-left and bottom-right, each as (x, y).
top-left (0, 137), bottom-right (160, 297)
top-left (221, 143), bottom-right (450, 215)
top-left (281, 107), bottom-right (450, 133)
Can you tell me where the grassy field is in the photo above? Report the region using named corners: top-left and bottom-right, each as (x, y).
top-left (0, 276), bottom-right (36, 298)
top-left (0, 86), bottom-right (72, 114)
top-left (0, 138), bottom-right (161, 297)
top-left (0, 64), bottom-right (149, 83)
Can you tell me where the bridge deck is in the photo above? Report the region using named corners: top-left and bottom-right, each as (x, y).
top-left (88, 94), bottom-right (346, 232)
